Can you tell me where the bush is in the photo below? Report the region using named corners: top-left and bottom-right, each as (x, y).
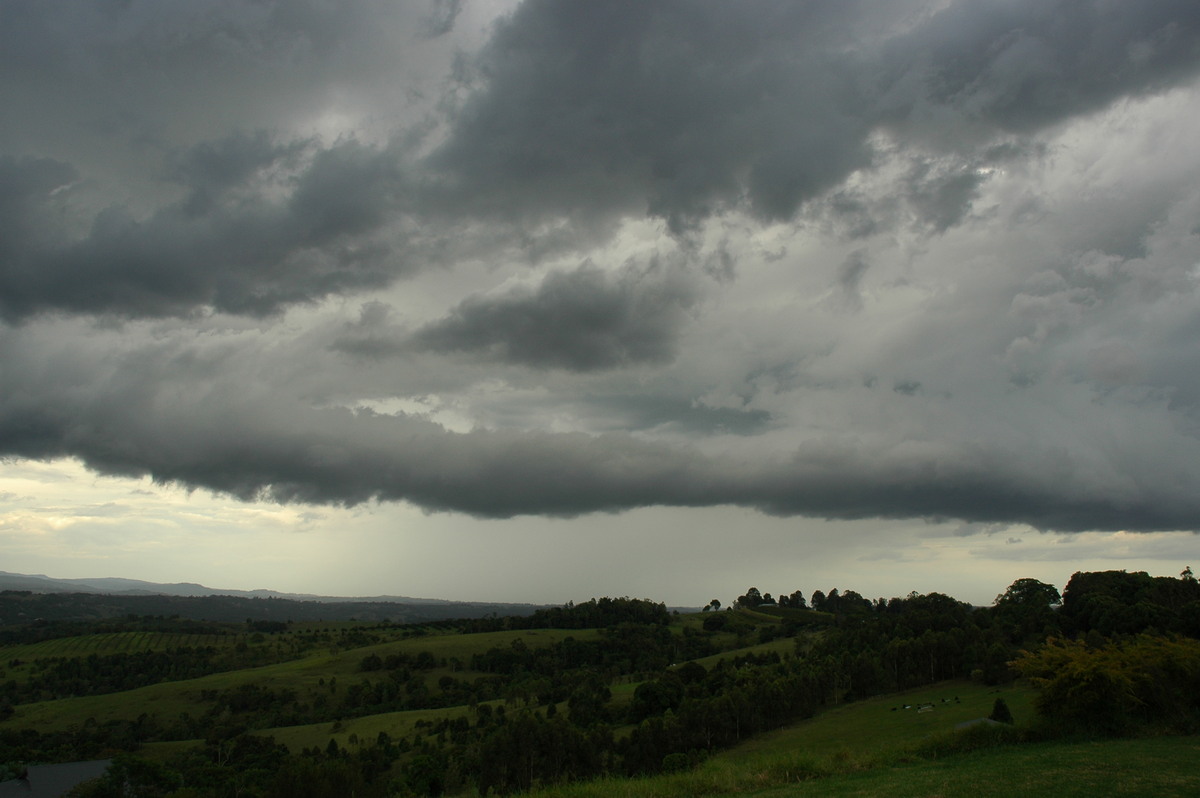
top-left (912, 720), bottom-right (1023, 759)
top-left (989, 698), bottom-right (1014, 724)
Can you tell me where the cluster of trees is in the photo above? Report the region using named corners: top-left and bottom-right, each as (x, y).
top-left (1059, 568), bottom-right (1200, 637)
top-left (0, 613), bottom-right (231, 647)
top-left (3, 648), bottom-right (226, 704)
top-left (468, 597), bottom-right (673, 632)
top-left (731, 586), bottom-right (877, 613)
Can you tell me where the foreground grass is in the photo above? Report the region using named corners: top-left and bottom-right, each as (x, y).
top-left (732, 681), bottom-right (1035, 762)
top-left (528, 681), bottom-right (1039, 798)
top-left (529, 735), bottom-right (1200, 798)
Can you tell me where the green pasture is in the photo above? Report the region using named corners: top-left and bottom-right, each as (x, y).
top-left (257, 703), bottom-right (491, 752)
top-left (527, 680), bottom-right (1035, 798)
top-left (727, 680), bottom-right (1035, 763)
top-left (755, 735), bottom-right (1200, 798)
top-left (142, 701), bottom-right (502, 758)
top-left (3, 679), bottom-right (206, 731)
top-left (687, 636), bottom-right (798, 670)
top-left (0, 627), bottom-right (598, 733)
top-left (529, 734), bottom-right (1200, 798)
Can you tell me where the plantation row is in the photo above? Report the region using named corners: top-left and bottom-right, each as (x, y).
top-left (2, 631), bottom-right (238, 663)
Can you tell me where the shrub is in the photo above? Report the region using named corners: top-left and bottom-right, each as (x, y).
top-left (989, 698), bottom-right (1014, 724)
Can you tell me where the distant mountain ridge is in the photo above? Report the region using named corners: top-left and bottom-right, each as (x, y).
top-left (0, 570), bottom-right (470, 605)
top-left (0, 570), bottom-right (551, 627)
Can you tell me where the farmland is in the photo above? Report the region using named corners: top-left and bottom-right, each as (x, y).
top-left (2, 570), bottom-right (1199, 797)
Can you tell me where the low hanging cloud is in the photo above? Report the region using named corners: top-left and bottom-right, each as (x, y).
top-left (410, 260), bottom-right (701, 371)
top-left (2, 329), bottom-right (1199, 530)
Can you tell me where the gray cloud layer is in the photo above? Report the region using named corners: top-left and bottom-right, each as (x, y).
top-left (3, 323), bottom-right (1198, 530)
top-left (3, 1), bottom-right (1200, 536)
top-left (4, 0), bottom-right (1197, 319)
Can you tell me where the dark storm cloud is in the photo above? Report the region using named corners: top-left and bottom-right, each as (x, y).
top-left (166, 130), bottom-right (307, 215)
top-left (0, 136), bottom-right (407, 320)
top-left (428, 0), bottom-right (1200, 233)
top-left (3, 1), bottom-right (1200, 538)
top-left (3, 330), bottom-right (1198, 530)
top-left (4, 1), bottom-right (1200, 319)
top-left (426, 0), bottom-right (879, 232)
top-left (884, 0), bottom-right (1200, 135)
top-left (410, 259), bottom-right (700, 371)
top-left (0, 156), bottom-right (79, 268)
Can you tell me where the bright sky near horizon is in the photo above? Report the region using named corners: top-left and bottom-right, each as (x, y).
top-left (3, 1), bottom-right (1200, 608)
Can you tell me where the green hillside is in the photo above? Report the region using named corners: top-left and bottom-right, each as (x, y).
top-left (2, 572), bottom-right (1198, 797)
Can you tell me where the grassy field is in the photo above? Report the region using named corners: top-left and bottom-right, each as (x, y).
top-left (0, 627), bottom-right (599, 733)
top-left (687, 636), bottom-right (797, 669)
top-left (528, 735), bottom-right (1200, 798)
top-left (756, 736), bottom-right (1200, 798)
top-left (524, 679), bottom-right (1198, 798)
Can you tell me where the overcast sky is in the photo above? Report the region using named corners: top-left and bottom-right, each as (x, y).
top-left (3, 0), bottom-right (1200, 607)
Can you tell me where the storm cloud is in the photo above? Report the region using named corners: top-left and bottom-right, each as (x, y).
top-left (3, 0), bottom-right (1200, 544)
top-left (410, 259), bottom-right (700, 371)
top-left (0, 136), bottom-right (410, 320)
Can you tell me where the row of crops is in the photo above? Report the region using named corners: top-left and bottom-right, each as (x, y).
top-left (2, 631), bottom-right (239, 663)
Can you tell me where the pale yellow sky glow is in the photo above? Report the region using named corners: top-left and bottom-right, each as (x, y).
top-left (2, 458), bottom-right (1192, 606)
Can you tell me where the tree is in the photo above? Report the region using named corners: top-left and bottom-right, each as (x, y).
top-left (68, 754), bottom-right (183, 798)
top-left (736, 588), bottom-right (764, 608)
top-left (995, 578), bottom-right (1061, 609)
top-left (988, 697), bottom-right (1014, 724)
top-left (994, 578), bottom-right (1062, 643)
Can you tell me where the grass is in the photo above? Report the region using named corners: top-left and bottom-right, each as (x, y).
top-left (748, 735), bottom-right (1200, 797)
top-left (522, 679), bottom-right (1199, 798)
top-left (140, 703), bottom-right (506, 757)
top-left (529, 735), bottom-right (1200, 798)
top-left (256, 703), bottom-right (489, 752)
top-left (0, 627), bottom-right (599, 733)
top-left (729, 681), bottom-right (1035, 762)
top-left (525, 680), bottom-right (1039, 798)
top-left (687, 637), bottom-right (797, 669)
